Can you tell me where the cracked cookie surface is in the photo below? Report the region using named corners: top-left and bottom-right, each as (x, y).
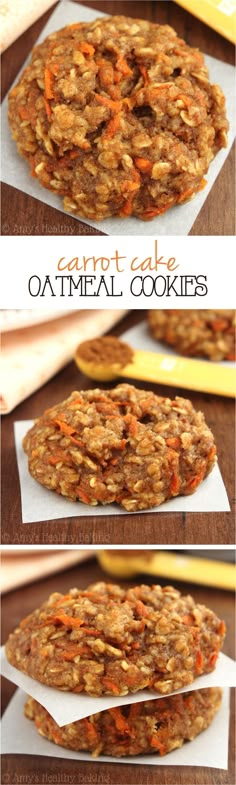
top-left (6, 582), bottom-right (225, 696)
top-left (25, 687), bottom-right (222, 757)
top-left (8, 15), bottom-right (228, 221)
top-left (22, 384), bottom-right (216, 511)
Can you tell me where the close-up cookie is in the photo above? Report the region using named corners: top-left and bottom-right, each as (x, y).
top-left (148, 310), bottom-right (236, 361)
top-left (8, 15), bottom-right (228, 221)
top-left (5, 581), bottom-right (225, 696)
top-left (22, 383), bottom-right (217, 512)
top-left (25, 687), bottom-right (222, 757)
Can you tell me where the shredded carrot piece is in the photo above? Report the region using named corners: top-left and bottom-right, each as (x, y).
top-left (166, 437), bottom-right (181, 449)
top-left (19, 106), bottom-right (29, 120)
top-left (134, 157), bottom-right (152, 173)
top-left (80, 591), bottom-right (106, 601)
top-left (119, 196), bottom-right (133, 217)
top-left (108, 707), bottom-right (132, 735)
top-left (178, 187), bottom-right (194, 204)
top-left (48, 453), bottom-right (72, 466)
top-left (178, 93), bottom-right (192, 107)
top-left (40, 646), bottom-right (51, 657)
top-left (52, 730), bottom-right (64, 744)
top-left (29, 156), bottom-right (36, 178)
top-left (170, 471), bottom-right (180, 495)
top-left (208, 651), bottom-right (219, 668)
top-left (103, 678), bottom-right (120, 694)
top-left (79, 41), bottom-right (95, 56)
top-left (198, 177), bottom-right (207, 191)
top-left (103, 113), bottom-right (120, 140)
top-left (137, 619), bottom-right (146, 633)
top-left (123, 96), bottom-right (133, 111)
top-left (149, 83), bottom-right (173, 96)
top-left (44, 98), bottom-right (52, 120)
top-left (97, 58), bottom-right (114, 88)
top-left (136, 599), bottom-right (148, 617)
top-left (52, 420), bottom-right (84, 445)
top-left (52, 593), bottom-right (73, 605)
top-left (94, 93), bottom-right (122, 112)
top-left (123, 178), bottom-right (140, 193)
top-left (69, 397), bottom-right (84, 405)
top-left (68, 151), bottom-right (79, 159)
top-left (127, 415), bottom-right (138, 437)
top-left (139, 64), bottom-right (149, 84)
top-left (117, 438), bottom-right (127, 450)
top-left (182, 614), bottom-right (194, 626)
top-left (78, 490), bottom-right (90, 504)
top-left (208, 445), bottom-right (216, 461)
top-left (49, 62), bottom-right (60, 75)
top-left (212, 319), bottom-right (228, 332)
top-left (44, 67), bottom-right (54, 100)
top-left (53, 419), bottom-right (76, 436)
top-left (186, 467), bottom-right (205, 491)
top-left (150, 735), bottom-right (166, 755)
top-left (58, 646), bottom-right (83, 661)
top-left (52, 614), bottom-right (83, 628)
top-left (120, 170), bottom-right (140, 215)
top-left (196, 649), bottom-right (203, 673)
top-left (116, 55), bottom-right (132, 77)
top-left (83, 718), bottom-right (99, 743)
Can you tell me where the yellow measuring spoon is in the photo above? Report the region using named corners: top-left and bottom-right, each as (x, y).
top-left (74, 336), bottom-right (236, 397)
top-left (97, 549), bottom-right (236, 591)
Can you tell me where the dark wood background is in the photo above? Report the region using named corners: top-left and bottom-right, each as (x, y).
top-left (1, 554), bottom-right (235, 785)
top-left (1, 0), bottom-right (235, 236)
top-left (1, 311), bottom-right (235, 545)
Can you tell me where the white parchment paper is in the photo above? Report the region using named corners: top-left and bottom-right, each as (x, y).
top-left (0, 686), bottom-right (230, 769)
top-left (1, 646), bottom-right (235, 726)
top-left (1, 0), bottom-right (235, 236)
top-left (14, 419), bottom-right (230, 524)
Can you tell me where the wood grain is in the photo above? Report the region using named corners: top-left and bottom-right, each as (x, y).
top-left (1, 311), bottom-right (235, 545)
top-left (1, 0), bottom-right (235, 236)
top-left (1, 556), bottom-right (235, 785)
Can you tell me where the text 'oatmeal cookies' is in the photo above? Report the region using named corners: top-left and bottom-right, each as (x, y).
top-left (148, 310), bottom-right (236, 361)
top-left (6, 582), bottom-right (226, 696)
top-left (8, 15), bottom-right (228, 221)
top-left (22, 384), bottom-right (217, 512)
top-left (25, 688), bottom-right (222, 757)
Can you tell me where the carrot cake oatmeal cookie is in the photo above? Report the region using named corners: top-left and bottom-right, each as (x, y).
top-left (6, 582), bottom-right (225, 696)
top-left (25, 687), bottom-right (222, 757)
top-left (148, 310), bottom-right (236, 361)
top-left (8, 15), bottom-right (228, 221)
top-left (22, 384), bottom-right (217, 512)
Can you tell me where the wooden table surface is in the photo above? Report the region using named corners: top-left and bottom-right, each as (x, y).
top-left (1, 311), bottom-right (235, 546)
top-left (1, 554), bottom-right (235, 785)
top-left (1, 0), bottom-right (235, 236)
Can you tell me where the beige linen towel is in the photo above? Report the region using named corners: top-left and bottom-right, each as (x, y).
top-left (0, 0), bottom-right (56, 52)
top-left (0, 309), bottom-right (127, 413)
top-left (0, 549), bottom-right (94, 592)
